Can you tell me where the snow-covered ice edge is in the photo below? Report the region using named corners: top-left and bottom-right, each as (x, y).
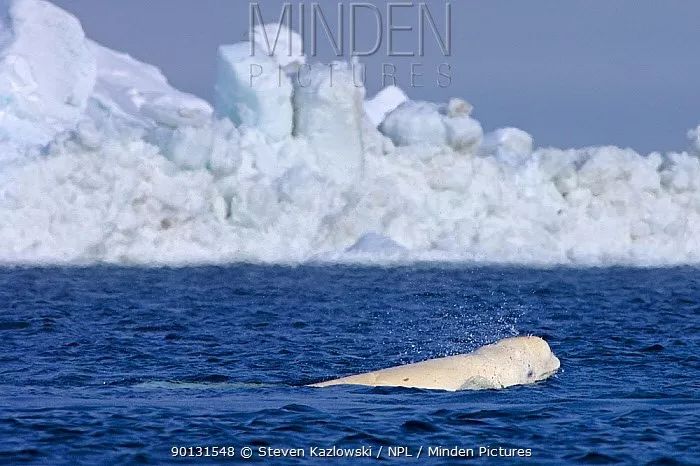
top-left (1, 0), bottom-right (700, 267)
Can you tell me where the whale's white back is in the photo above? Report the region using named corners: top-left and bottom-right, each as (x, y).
top-left (311, 336), bottom-right (560, 391)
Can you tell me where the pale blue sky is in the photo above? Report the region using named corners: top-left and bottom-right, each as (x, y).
top-left (54, 0), bottom-right (700, 153)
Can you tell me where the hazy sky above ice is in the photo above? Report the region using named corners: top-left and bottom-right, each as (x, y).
top-left (53, 0), bottom-right (700, 154)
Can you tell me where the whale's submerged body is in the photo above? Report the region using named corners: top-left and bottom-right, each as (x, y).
top-left (311, 336), bottom-right (560, 391)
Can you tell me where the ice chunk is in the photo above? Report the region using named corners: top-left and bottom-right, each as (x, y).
top-left (480, 128), bottom-right (534, 164)
top-left (0, 0), bottom-right (96, 146)
top-left (75, 120), bottom-right (101, 149)
top-left (252, 24), bottom-right (305, 71)
top-left (215, 42), bottom-right (293, 142)
top-left (162, 120), bottom-right (241, 174)
top-left (293, 62), bottom-right (365, 185)
top-left (364, 85), bottom-right (408, 128)
top-left (446, 98), bottom-right (474, 118)
top-left (445, 115), bottom-right (483, 152)
top-left (381, 101), bottom-right (447, 147)
top-left (380, 99), bottom-right (482, 152)
top-left (346, 233), bottom-right (408, 256)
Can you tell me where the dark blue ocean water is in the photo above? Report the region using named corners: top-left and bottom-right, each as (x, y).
top-left (0, 266), bottom-right (698, 465)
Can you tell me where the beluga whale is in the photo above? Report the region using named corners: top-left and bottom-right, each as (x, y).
top-left (310, 336), bottom-right (560, 391)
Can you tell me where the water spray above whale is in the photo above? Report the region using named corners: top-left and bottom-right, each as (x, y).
top-left (311, 337), bottom-right (560, 391)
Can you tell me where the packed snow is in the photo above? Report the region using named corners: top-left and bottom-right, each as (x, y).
top-left (1, 0), bottom-right (700, 266)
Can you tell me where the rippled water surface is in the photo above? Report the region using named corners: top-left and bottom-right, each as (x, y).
top-left (0, 266), bottom-right (698, 464)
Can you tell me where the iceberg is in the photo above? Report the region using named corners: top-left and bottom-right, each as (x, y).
top-left (1, 0), bottom-right (700, 266)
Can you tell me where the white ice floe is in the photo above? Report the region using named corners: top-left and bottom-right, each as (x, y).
top-left (1, 0), bottom-right (700, 266)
